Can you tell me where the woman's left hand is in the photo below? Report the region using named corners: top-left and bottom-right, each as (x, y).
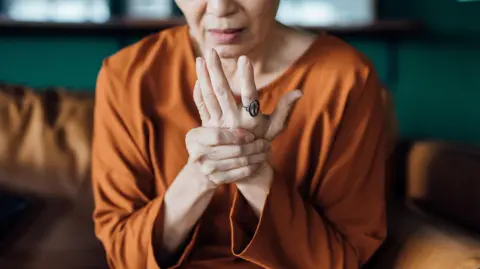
top-left (194, 49), bottom-right (302, 140)
top-left (194, 49), bottom-right (302, 215)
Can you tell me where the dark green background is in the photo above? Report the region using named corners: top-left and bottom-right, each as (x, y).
top-left (1, 0), bottom-right (479, 144)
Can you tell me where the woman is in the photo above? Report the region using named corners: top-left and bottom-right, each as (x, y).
top-left (91, 0), bottom-right (392, 268)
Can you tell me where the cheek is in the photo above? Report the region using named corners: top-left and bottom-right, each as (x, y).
top-left (176, 1), bottom-right (205, 27)
top-left (246, 2), bottom-right (278, 31)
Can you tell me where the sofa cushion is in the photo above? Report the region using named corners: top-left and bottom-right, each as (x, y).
top-left (0, 84), bottom-right (107, 268)
top-left (366, 203), bottom-right (480, 269)
top-left (0, 84), bottom-right (94, 199)
top-left (406, 141), bottom-right (480, 234)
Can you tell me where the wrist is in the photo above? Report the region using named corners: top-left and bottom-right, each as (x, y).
top-left (184, 162), bottom-right (217, 193)
top-left (235, 163), bottom-right (273, 217)
top-left (236, 163), bottom-right (274, 189)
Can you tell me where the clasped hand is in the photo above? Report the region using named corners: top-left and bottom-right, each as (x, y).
top-left (186, 49), bottom-right (302, 189)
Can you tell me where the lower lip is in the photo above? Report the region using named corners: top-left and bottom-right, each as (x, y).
top-left (208, 29), bottom-right (244, 44)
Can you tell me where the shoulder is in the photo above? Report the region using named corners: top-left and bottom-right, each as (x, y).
top-left (309, 34), bottom-right (377, 83)
top-left (95, 26), bottom-right (187, 105)
top-left (101, 25), bottom-right (186, 77)
top-left (301, 34), bottom-right (383, 101)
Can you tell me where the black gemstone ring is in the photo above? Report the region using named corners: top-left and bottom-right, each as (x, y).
top-left (243, 100), bottom-right (260, 117)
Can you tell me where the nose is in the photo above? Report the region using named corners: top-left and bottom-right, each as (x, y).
top-left (206, 0), bottom-right (237, 17)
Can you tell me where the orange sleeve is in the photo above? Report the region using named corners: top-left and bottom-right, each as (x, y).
top-left (91, 61), bottom-right (198, 269)
top-left (230, 67), bottom-right (388, 268)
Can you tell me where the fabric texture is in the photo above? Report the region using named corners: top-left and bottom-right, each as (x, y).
top-left (91, 25), bottom-right (391, 269)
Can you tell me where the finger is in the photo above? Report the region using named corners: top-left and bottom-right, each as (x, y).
top-left (196, 155), bottom-right (216, 175)
top-left (209, 164), bottom-right (262, 184)
top-left (187, 142), bottom-right (208, 163)
top-left (206, 49), bottom-right (237, 115)
top-left (202, 153), bottom-right (267, 173)
top-left (238, 56), bottom-right (259, 109)
top-left (265, 90), bottom-right (303, 140)
top-left (206, 139), bottom-right (270, 160)
top-left (196, 57), bottom-right (222, 120)
top-left (193, 80), bottom-right (211, 124)
top-left (186, 127), bottom-right (255, 147)
top-left (188, 130), bottom-right (257, 162)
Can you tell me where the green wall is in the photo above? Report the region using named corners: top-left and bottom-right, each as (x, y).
top-left (1, 0), bottom-right (479, 144)
top-left (377, 0), bottom-right (480, 143)
top-left (0, 37), bottom-right (118, 90)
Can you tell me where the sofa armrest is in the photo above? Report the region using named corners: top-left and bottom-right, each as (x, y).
top-left (366, 203), bottom-right (480, 269)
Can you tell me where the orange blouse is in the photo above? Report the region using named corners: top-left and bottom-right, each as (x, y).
top-left (92, 25), bottom-right (390, 269)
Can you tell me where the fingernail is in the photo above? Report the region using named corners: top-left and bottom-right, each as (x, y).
top-left (240, 55), bottom-right (249, 67)
top-left (245, 133), bottom-right (255, 143)
top-left (294, 90), bottom-right (303, 98)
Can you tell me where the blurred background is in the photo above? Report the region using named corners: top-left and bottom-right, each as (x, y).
top-left (0, 2), bottom-right (480, 267)
top-left (0, 0), bottom-right (479, 144)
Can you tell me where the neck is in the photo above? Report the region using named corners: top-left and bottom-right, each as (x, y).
top-left (191, 23), bottom-right (287, 94)
top-left (225, 23), bottom-right (286, 77)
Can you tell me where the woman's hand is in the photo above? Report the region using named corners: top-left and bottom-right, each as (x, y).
top-left (194, 49), bottom-right (302, 139)
top-left (185, 127), bottom-right (270, 188)
top-left (161, 125), bottom-right (269, 253)
top-left (193, 49), bottom-right (302, 216)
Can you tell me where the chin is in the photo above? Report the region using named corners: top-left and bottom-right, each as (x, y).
top-left (211, 43), bottom-right (256, 59)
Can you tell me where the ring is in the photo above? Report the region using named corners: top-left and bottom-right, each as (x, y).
top-left (243, 100), bottom-right (260, 117)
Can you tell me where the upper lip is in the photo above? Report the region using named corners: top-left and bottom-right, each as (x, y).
top-left (208, 28), bottom-right (243, 33)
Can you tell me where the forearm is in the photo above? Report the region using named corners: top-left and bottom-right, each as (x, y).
top-left (161, 162), bottom-right (215, 253)
top-left (235, 164), bottom-right (273, 217)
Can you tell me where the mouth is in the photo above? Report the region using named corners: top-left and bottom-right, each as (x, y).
top-left (207, 28), bottom-right (245, 44)
top-left (208, 28), bottom-right (244, 34)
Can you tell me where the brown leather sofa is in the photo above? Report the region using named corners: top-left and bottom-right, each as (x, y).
top-left (0, 84), bottom-right (479, 269)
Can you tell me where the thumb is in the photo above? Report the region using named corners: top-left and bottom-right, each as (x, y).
top-left (264, 90), bottom-right (303, 140)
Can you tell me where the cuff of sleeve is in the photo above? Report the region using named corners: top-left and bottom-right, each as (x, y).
top-left (229, 178), bottom-right (281, 265)
top-left (147, 196), bottom-right (201, 269)
top-left (166, 224), bottom-right (201, 269)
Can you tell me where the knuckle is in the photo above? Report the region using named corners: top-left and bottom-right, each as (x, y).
top-left (204, 91), bottom-right (216, 99)
top-left (238, 145), bottom-right (246, 155)
top-left (214, 82), bottom-right (227, 94)
top-left (238, 157), bottom-right (249, 167)
top-left (232, 145), bottom-right (242, 156)
top-left (202, 162), bottom-right (215, 175)
top-left (197, 101), bottom-right (207, 110)
top-left (199, 164), bottom-right (209, 175)
top-left (255, 140), bottom-right (264, 152)
top-left (208, 147), bottom-right (218, 158)
top-left (213, 131), bottom-right (223, 144)
top-left (217, 88), bottom-right (227, 97)
top-left (244, 166), bottom-right (254, 177)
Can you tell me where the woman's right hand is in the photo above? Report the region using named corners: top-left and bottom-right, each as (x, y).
top-left (185, 127), bottom-right (270, 188)
top-left (160, 127), bottom-right (268, 254)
